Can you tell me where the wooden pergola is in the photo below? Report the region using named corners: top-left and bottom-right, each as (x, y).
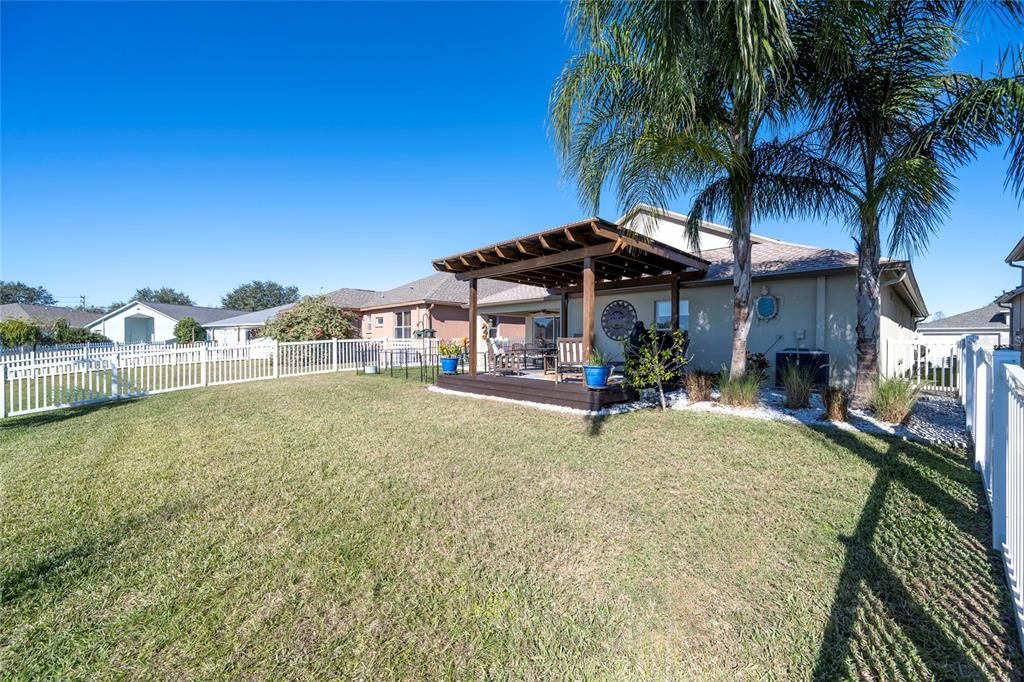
top-left (432, 218), bottom-right (709, 374)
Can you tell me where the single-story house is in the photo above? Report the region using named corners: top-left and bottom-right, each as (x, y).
top-left (357, 274), bottom-right (524, 341)
top-left (918, 304), bottom-right (1009, 348)
top-left (0, 303), bottom-right (102, 328)
top-left (87, 301), bottom-right (246, 344)
top-left (998, 235), bottom-right (1024, 353)
top-left (207, 279), bottom-right (526, 343)
top-left (431, 204), bottom-right (926, 401)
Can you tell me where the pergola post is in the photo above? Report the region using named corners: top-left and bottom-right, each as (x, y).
top-left (468, 278), bottom-right (478, 375)
top-left (560, 293), bottom-right (569, 337)
top-left (670, 274), bottom-right (680, 331)
top-left (582, 256), bottom-right (595, 360)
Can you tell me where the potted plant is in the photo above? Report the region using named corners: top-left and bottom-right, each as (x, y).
top-left (438, 339), bottom-right (464, 374)
top-left (583, 348), bottom-right (613, 390)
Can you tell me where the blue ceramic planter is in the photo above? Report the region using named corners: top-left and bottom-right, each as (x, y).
top-left (440, 357), bottom-right (460, 374)
top-left (584, 364), bottom-right (612, 390)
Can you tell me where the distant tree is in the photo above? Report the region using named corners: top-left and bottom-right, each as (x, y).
top-left (222, 281), bottom-right (300, 312)
top-left (131, 287), bottom-right (195, 306)
top-left (107, 301), bottom-right (126, 312)
top-left (262, 295), bottom-right (357, 342)
top-left (0, 319), bottom-right (43, 347)
top-left (0, 281), bottom-right (56, 305)
top-left (930, 311), bottom-right (946, 322)
top-left (174, 317), bottom-right (207, 344)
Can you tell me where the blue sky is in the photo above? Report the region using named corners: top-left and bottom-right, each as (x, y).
top-left (1, 2), bottom-right (1021, 316)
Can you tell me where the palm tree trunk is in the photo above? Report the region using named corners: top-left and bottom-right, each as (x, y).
top-left (729, 201), bottom-right (754, 379)
top-left (852, 221), bottom-right (882, 408)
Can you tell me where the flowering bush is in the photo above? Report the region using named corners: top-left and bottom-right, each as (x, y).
top-left (262, 296), bottom-right (358, 342)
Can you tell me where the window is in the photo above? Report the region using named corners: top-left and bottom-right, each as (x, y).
top-left (394, 311), bottom-right (412, 339)
top-left (375, 316), bottom-right (384, 327)
top-left (654, 300), bottom-right (689, 332)
top-left (532, 316), bottom-right (558, 346)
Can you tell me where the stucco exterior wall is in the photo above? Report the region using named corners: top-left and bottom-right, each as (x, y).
top-left (485, 271), bottom-right (919, 387)
top-left (360, 304), bottom-right (524, 341)
top-left (89, 304), bottom-right (178, 344)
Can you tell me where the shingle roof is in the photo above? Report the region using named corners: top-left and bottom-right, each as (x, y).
top-left (135, 302), bottom-right (247, 325)
top-left (360, 273), bottom-right (521, 309)
top-left (919, 304), bottom-right (1009, 330)
top-left (697, 242), bottom-right (859, 281)
top-left (324, 287), bottom-right (381, 309)
top-left (203, 303), bottom-right (297, 328)
top-left (0, 303), bottom-right (102, 327)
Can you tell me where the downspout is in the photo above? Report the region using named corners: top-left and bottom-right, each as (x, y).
top-left (882, 266), bottom-right (926, 325)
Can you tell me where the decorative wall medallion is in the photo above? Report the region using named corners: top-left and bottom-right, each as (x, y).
top-left (601, 300), bottom-right (637, 340)
top-left (755, 285), bottom-right (779, 321)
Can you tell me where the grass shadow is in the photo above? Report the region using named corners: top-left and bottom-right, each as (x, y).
top-left (0, 398), bottom-right (141, 430)
top-left (809, 427), bottom-right (1024, 679)
top-left (1, 500), bottom-right (192, 607)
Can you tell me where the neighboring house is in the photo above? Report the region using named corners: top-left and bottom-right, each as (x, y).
top-left (357, 274), bottom-right (524, 341)
top-left (918, 304), bottom-right (1009, 348)
top-left (998, 235), bottom-right (1024, 352)
top-left (0, 303), bottom-right (102, 328)
top-left (442, 204), bottom-right (927, 385)
top-left (87, 301), bottom-right (245, 343)
top-left (208, 278), bottom-right (525, 343)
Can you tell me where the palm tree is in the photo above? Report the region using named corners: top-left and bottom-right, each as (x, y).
top-left (551, 0), bottom-right (849, 379)
top-left (793, 0), bottom-right (1023, 406)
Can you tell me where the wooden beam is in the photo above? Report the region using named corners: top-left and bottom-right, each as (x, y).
top-left (670, 274), bottom-right (680, 331)
top-left (493, 245), bottom-right (518, 261)
top-left (515, 240), bottom-right (543, 257)
top-left (560, 293), bottom-right (569, 336)
top-left (453, 241), bottom-right (618, 281)
top-left (582, 257), bottom-right (595, 360)
top-left (537, 234), bottom-right (560, 251)
top-left (469, 278), bottom-right (478, 375)
top-left (476, 251), bottom-right (500, 265)
top-left (553, 269), bottom-right (704, 294)
top-left (591, 225), bottom-right (708, 271)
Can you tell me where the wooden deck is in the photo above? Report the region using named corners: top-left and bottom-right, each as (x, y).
top-left (435, 373), bottom-right (637, 410)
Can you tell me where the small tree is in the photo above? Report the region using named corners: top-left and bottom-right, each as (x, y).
top-left (174, 317), bottom-right (207, 344)
top-left (0, 319), bottom-right (43, 347)
top-left (0, 281), bottom-right (56, 305)
top-left (262, 295), bottom-right (357, 342)
top-left (623, 327), bottom-right (688, 410)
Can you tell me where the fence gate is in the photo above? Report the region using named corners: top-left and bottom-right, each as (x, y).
top-left (881, 338), bottom-right (962, 393)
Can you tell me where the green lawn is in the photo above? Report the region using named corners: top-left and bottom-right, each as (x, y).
top-left (1, 375), bottom-right (1020, 680)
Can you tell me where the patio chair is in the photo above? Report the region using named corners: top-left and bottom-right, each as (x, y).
top-left (555, 337), bottom-right (585, 383)
top-left (490, 339), bottom-right (523, 376)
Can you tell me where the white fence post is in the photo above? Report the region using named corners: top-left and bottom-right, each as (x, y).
top-left (272, 341), bottom-right (280, 379)
top-left (111, 353), bottom-right (120, 399)
top-left (201, 347), bottom-right (209, 387)
top-left (0, 365), bottom-right (6, 419)
top-left (332, 338), bottom-right (338, 373)
top-left (991, 349), bottom-right (1019, 551)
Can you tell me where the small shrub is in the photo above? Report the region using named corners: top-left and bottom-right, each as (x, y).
top-left (684, 370), bottom-right (714, 402)
top-left (263, 295), bottom-right (358, 342)
top-left (873, 377), bottom-right (920, 424)
top-left (0, 319), bottom-right (42, 347)
top-left (781, 363), bottom-right (815, 409)
top-left (623, 327), bottom-right (688, 410)
top-left (174, 317), bottom-right (207, 344)
top-left (46, 318), bottom-right (109, 344)
top-left (823, 385), bottom-right (850, 422)
top-left (718, 370), bottom-right (761, 407)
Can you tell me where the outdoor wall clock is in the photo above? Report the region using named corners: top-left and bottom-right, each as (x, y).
top-left (601, 300), bottom-right (637, 341)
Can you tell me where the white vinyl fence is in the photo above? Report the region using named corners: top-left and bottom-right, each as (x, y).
top-left (961, 336), bottom-right (1024, 653)
top-left (0, 338), bottom-right (436, 418)
top-left (881, 337), bottom-right (962, 393)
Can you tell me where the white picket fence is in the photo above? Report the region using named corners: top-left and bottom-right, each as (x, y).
top-left (961, 336), bottom-right (1024, 653)
top-left (0, 341), bottom-right (216, 369)
top-left (0, 338), bottom-right (438, 418)
top-left (881, 337), bottom-right (962, 393)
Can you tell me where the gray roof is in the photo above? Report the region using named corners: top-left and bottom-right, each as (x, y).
top-left (88, 301), bottom-right (247, 327)
top-left (360, 273), bottom-right (520, 309)
top-left (203, 302), bottom-right (297, 328)
top-left (0, 303), bottom-right (102, 327)
top-left (324, 287), bottom-right (381, 308)
top-left (919, 304), bottom-right (1009, 330)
